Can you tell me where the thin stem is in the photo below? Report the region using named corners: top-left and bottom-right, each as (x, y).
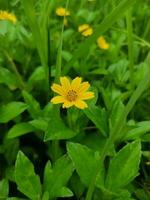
top-left (143, 19), bottom-right (150, 39)
top-left (3, 50), bottom-right (26, 90)
top-left (52, 140), bottom-right (59, 162)
top-left (126, 9), bottom-right (134, 89)
top-left (52, 0), bottom-right (70, 162)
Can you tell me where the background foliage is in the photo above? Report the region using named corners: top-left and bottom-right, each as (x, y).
top-left (0, 0), bottom-right (150, 199)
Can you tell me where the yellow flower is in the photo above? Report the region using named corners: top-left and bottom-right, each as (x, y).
top-left (97, 36), bottom-right (109, 50)
top-left (78, 24), bottom-right (93, 37)
top-left (0, 10), bottom-right (17, 24)
top-left (51, 77), bottom-right (94, 109)
top-left (56, 7), bottom-right (70, 17)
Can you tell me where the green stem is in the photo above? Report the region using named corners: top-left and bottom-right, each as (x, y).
top-left (143, 19), bottom-right (150, 39)
top-left (126, 9), bottom-right (134, 89)
top-left (52, 140), bottom-right (59, 162)
top-left (4, 50), bottom-right (26, 90)
top-left (52, 0), bottom-right (70, 162)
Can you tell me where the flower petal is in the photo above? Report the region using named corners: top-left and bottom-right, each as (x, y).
top-left (82, 28), bottom-right (93, 37)
top-left (78, 24), bottom-right (90, 33)
top-left (60, 77), bottom-right (71, 91)
top-left (71, 77), bottom-right (82, 91)
top-left (51, 83), bottom-right (65, 95)
top-left (80, 92), bottom-right (94, 100)
top-left (51, 96), bottom-right (65, 104)
top-left (78, 82), bottom-right (90, 93)
top-left (62, 101), bottom-right (74, 108)
top-left (74, 100), bottom-right (88, 109)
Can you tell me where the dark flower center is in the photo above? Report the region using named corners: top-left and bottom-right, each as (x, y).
top-left (66, 90), bottom-right (77, 101)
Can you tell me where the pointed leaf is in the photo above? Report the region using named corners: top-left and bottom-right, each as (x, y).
top-left (22, 90), bottom-right (41, 119)
top-left (105, 141), bottom-right (141, 190)
top-left (0, 179), bottom-right (9, 198)
top-left (44, 117), bottom-right (77, 141)
top-left (43, 155), bottom-right (74, 199)
top-left (7, 122), bottom-right (36, 139)
top-left (15, 151), bottom-right (42, 199)
top-left (0, 102), bottom-right (27, 123)
top-left (67, 142), bottom-right (104, 188)
top-left (84, 105), bottom-right (108, 136)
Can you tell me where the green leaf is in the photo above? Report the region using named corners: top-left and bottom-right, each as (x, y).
top-left (22, 90), bottom-right (41, 119)
top-left (108, 59), bottom-right (129, 85)
top-left (67, 142), bottom-right (104, 188)
top-left (124, 121), bottom-right (150, 140)
top-left (3, 139), bottom-right (19, 165)
top-left (42, 191), bottom-right (49, 200)
top-left (0, 102), bottom-right (28, 123)
top-left (7, 122), bottom-right (36, 139)
top-left (7, 198), bottom-right (27, 200)
top-left (28, 66), bottom-right (46, 89)
top-left (43, 155), bottom-right (74, 199)
top-left (15, 151), bottom-right (42, 199)
top-left (57, 187), bottom-right (73, 197)
top-left (0, 179), bottom-right (9, 198)
top-left (84, 105), bottom-right (108, 137)
top-left (105, 141), bottom-right (141, 190)
top-left (110, 99), bottom-right (125, 129)
top-left (29, 119), bottom-right (48, 131)
top-left (44, 117), bottom-right (77, 141)
top-left (0, 67), bottom-right (18, 89)
top-left (135, 189), bottom-right (150, 200)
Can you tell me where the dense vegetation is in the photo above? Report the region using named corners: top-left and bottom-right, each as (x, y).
top-left (0, 0), bottom-right (150, 199)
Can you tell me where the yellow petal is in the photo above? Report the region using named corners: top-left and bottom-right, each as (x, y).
top-left (60, 77), bottom-right (71, 91)
top-left (71, 77), bottom-right (82, 91)
top-left (51, 83), bottom-right (65, 96)
top-left (62, 101), bottom-right (74, 108)
top-left (78, 24), bottom-right (90, 33)
top-left (56, 7), bottom-right (70, 16)
top-left (74, 100), bottom-right (88, 109)
top-left (97, 36), bottom-right (109, 50)
top-left (51, 96), bottom-right (65, 104)
top-left (80, 92), bottom-right (94, 100)
top-left (78, 82), bottom-right (90, 93)
top-left (82, 28), bottom-right (93, 37)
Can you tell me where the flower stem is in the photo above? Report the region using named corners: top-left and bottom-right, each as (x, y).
top-left (52, 0), bottom-right (70, 162)
top-left (4, 50), bottom-right (26, 90)
top-left (126, 8), bottom-right (134, 89)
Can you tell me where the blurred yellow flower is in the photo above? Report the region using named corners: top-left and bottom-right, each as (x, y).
top-left (78, 24), bottom-right (93, 37)
top-left (51, 77), bottom-right (94, 109)
top-left (56, 7), bottom-right (70, 17)
top-left (0, 10), bottom-right (17, 24)
top-left (97, 36), bottom-right (109, 50)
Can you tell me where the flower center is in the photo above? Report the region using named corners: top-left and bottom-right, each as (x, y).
top-left (66, 90), bottom-right (77, 102)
